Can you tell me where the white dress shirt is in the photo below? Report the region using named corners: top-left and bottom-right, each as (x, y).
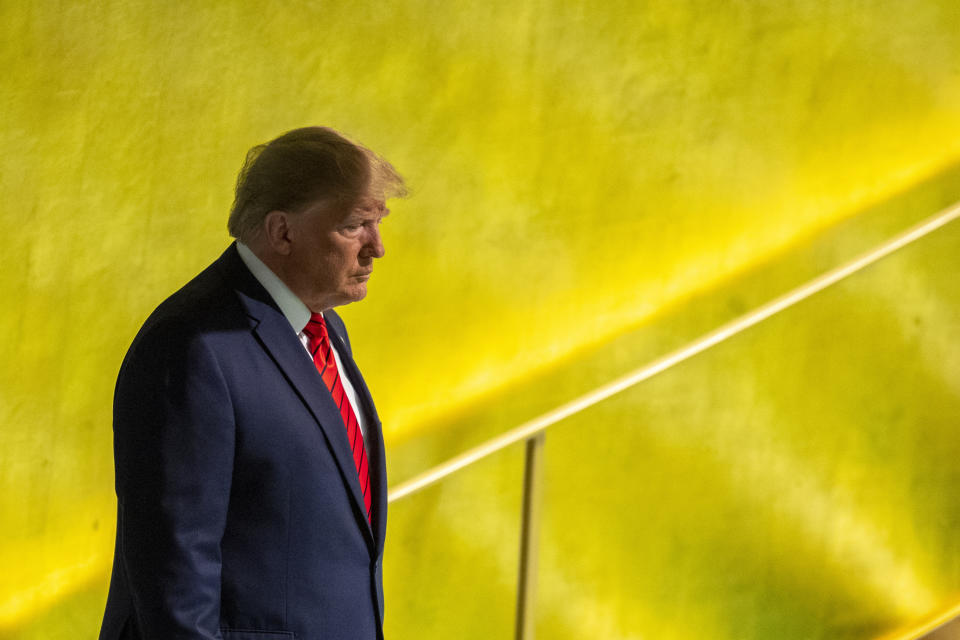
top-left (236, 242), bottom-right (367, 440)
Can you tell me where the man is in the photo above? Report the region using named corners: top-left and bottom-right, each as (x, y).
top-left (99, 127), bottom-right (406, 640)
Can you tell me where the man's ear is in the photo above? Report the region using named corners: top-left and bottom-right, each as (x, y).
top-left (263, 210), bottom-right (293, 255)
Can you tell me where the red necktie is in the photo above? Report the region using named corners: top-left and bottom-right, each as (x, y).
top-left (302, 313), bottom-right (372, 523)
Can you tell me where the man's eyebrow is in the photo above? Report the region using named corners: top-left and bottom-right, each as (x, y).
top-left (353, 204), bottom-right (389, 217)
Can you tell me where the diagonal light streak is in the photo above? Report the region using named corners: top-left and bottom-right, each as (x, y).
top-left (389, 200), bottom-right (960, 502)
top-left (876, 598), bottom-right (960, 640)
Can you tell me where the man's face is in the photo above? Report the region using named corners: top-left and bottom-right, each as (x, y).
top-left (285, 196), bottom-right (389, 312)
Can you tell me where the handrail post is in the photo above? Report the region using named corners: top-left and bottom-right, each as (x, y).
top-left (515, 432), bottom-right (546, 640)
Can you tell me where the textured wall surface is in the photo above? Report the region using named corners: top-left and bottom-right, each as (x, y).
top-left (2, 1), bottom-right (960, 638)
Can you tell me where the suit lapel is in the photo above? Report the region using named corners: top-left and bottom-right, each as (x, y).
top-left (215, 246), bottom-right (376, 548)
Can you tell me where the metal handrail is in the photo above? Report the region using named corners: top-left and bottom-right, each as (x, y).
top-left (384, 200), bottom-right (960, 640)
top-left (388, 200), bottom-right (960, 503)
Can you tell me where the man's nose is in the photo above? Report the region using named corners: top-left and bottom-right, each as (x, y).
top-left (363, 226), bottom-right (385, 259)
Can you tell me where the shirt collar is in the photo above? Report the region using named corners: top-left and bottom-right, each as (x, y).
top-left (236, 241), bottom-right (313, 334)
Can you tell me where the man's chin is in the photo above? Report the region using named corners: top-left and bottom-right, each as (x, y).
top-left (336, 285), bottom-right (367, 306)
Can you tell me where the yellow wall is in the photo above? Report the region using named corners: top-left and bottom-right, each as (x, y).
top-left (2, 1), bottom-right (960, 638)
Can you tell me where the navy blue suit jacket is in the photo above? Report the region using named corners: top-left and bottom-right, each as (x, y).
top-left (99, 244), bottom-right (388, 640)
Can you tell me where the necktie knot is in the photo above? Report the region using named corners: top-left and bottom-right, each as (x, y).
top-left (302, 313), bottom-right (329, 352)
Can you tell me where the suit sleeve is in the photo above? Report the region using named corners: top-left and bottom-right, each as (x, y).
top-left (112, 319), bottom-right (234, 639)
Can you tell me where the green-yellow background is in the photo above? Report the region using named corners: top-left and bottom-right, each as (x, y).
top-left (2, 1), bottom-right (960, 638)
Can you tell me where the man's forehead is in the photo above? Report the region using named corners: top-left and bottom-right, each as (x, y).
top-left (351, 197), bottom-right (389, 216)
top-left (300, 194), bottom-right (388, 222)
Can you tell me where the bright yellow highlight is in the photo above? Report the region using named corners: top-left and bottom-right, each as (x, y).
top-left (0, 497), bottom-right (113, 632)
top-left (3, 0), bottom-right (960, 639)
top-left (876, 599), bottom-right (960, 640)
top-left (382, 145), bottom-right (960, 440)
top-left (391, 199), bottom-right (960, 502)
top-left (0, 560), bottom-right (106, 632)
top-left (391, 204), bottom-right (960, 625)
